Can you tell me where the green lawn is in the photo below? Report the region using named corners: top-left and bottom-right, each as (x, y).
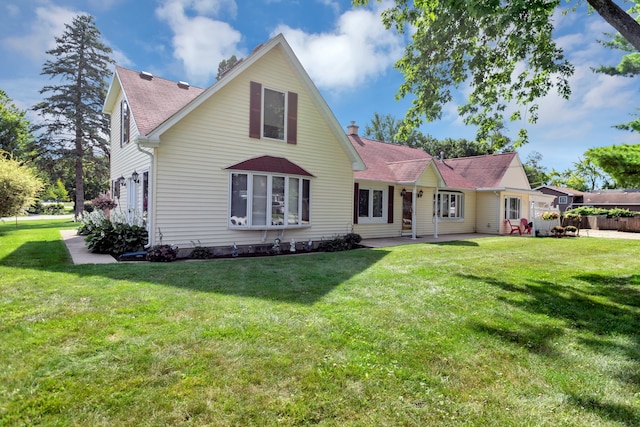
top-left (1, 219), bottom-right (639, 426)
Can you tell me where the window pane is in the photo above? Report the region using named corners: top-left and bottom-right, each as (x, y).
top-left (272, 176), bottom-right (285, 225)
top-left (231, 173), bottom-right (248, 226)
top-left (263, 88), bottom-right (285, 140)
top-left (288, 178), bottom-right (299, 225)
top-left (252, 175), bottom-right (267, 226)
top-left (302, 179), bottom-right (310, 223)
top-left (358, 189), bottom-right (369, 217)
top-left (373, 190), bottom-right (383, 217)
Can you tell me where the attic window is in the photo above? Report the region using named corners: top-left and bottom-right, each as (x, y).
top-left (249, 81), bottom-right (298, 144)
top-left (120, 100), bottom-right (130, 146)
top-left (139, 71), bottom-right (153, 80)
top-left (177, 81), bottom-right (190, 89)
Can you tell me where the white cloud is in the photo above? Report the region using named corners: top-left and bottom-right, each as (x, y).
top-left (271, 1), bottom-right (404, 92)
top-left (2, 5), bottom-right (79, 62)
top-left (156, 0), bottom-right (243, 84)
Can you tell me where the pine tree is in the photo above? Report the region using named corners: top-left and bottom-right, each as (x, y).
top-left (33, 14), bottom-right (114, 219)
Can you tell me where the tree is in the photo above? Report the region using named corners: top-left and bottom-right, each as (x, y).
top-left (523, 151), bottom-right (549, 188)
top-left (46, 179), bottom-right (70, 202)
top-left (353, 0), bottom-right (640, 144)
top-left (363, 112), bottom-right (424, 145)
top-left (0, 155), bottom-right (43, 217)
top-left (595, 4), bottom-right (640, 132)
top-left (585, 144), bottom-right (640, 187)
top-left (363, 112), bottom-right (512, 157)
top-left (217, 55), bottom-right (241, 80)
top-left (0, 90), bottom-right (36, 161)
top-left (33, 14), bottom-right (114, 219)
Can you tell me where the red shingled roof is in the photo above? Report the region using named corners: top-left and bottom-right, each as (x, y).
top-left (349, 135), bottom-right (432, 182)
top-left (438, 152), bottom-right (517, 188)
top-left (116, 65), bottom-right (205, 136)
top-left (226, 155), bottom-right (314, 177)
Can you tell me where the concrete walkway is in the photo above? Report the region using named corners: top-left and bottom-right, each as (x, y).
top-left (59, 229), bottom-right (119, 264)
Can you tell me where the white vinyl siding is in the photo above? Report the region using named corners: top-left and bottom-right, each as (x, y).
top-left (149, 45), bottom-right (355, 247)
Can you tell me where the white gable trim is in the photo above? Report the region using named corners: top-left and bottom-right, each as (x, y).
top-left (143, 34), bottom-right (365, 171)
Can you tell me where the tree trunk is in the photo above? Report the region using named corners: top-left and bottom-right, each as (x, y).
top-left (74, 128), bottom-right (84, 220)
top-left (588, 0), bottom-right (640, 52)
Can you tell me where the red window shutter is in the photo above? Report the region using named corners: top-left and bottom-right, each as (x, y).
top-left (249, 81), bottom-right (262, 139)
top-left (353, 182), bottom-right (359, 225)
top-left (388, 186), bottom-right (394, 224)
top-left (287, 91), bottom-right (298, 144)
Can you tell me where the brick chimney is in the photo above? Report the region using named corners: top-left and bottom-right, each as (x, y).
top-left (347, 121), bottom-right (359, 136)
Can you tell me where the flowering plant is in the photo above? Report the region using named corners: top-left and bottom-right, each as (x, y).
top-left (91, 195), bottom-right (117, 210)
top-left (541, 211), bottom-right (560, 221)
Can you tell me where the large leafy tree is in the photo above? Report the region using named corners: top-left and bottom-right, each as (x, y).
top-left (0, 90), bottom-right (36, 161)
top-left (585, 144), bottom-right (640, 187)
top-left (353, 0), bottom-right (640, 144)
top-left (523, 151), bottom-right (550, 188)
top-left (33, 14), bottom-right (114, 219)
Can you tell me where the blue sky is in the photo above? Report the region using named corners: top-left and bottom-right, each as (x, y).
top-left (1, 0), bottom-right (639, 174)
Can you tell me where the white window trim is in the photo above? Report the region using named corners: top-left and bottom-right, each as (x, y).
top-left (558, 196), bottom-right (568, 204)
top-left (228, 172), bottom-right (311, 230)
top-left (505, 196), bottom-right (522, 220)
top-left (358, 186), bottom-right (388, 224)
top-left (261, 86), bottom-right (288, 142)
top-left (435, 191), bottom-right (465, 221)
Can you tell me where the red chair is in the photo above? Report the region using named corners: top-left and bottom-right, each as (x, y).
top-left (520, 218), bottom-right (532, 234)
top-left (505, 219), bottom-right (521, 235)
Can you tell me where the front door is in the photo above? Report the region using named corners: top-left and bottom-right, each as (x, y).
top-left (402, 191), bottom-right (412, 234)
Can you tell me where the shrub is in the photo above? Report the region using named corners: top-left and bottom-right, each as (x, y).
top-left (318, 233), bottom-right (362, 252)
top-left (28, 199), bottom-right (45, 214)
top-left (565, 207), bottom-right (637, 218)
top-left (91, 195), bottom-right (117, 211)
top-left (190, 241), bottom-right (213, 259)
top-left (565, 225), bottom-right (578, 233)
top-left (0, 156), bottom-right (43, 217)
top-left (80, 210), bottom-right (148, 256)
top-left (147, 244), bottom-right (178, 262)
top-left (541, 211), bottom-right (560, 221)
top-left (551, 225), bottom-right (565, 236)
top-left (44, 203), bottom-right (65, 214)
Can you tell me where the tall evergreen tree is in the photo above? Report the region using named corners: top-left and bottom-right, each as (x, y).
top-left (33, 14), bottom-right (114, 219)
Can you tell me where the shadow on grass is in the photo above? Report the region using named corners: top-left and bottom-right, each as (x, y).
top-left (1, 240), bottom-right (390, 305)
top-left (0, 218), bottom-right (76, 235)
top-left (461, 272), bottom-right (640, 424)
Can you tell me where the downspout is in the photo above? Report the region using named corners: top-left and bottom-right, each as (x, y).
top-left (136, 141), bottom-right (154, 248)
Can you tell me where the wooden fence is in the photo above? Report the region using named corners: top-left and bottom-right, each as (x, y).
top-left (573, 216), bottom-right (640, 232)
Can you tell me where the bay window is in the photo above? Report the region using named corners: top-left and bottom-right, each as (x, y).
top-left (229, 172), bottom-right (310, 228)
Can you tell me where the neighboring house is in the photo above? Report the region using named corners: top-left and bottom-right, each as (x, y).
top-left (103, 33), bottom-right (554, 253)
top-left (534, 185), bottom-right (584, 212)
top-left (575, 189), bottom-right (640, 211)
top-left (535, 186), bottom-right (640, 212)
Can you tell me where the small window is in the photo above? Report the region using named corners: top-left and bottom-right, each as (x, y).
top-left (558, 196), bottom-right (568, 204)
top-left (504, 197), bottom-right (521, 220)
top-left (263, 88), bottom-right (285, 140)
top-left (435, 191), bottom-right (464, 219)
top-left (120, 100), bottom-right (130, 146)
top-left (358, 187), bottom-right (387, 223)
top-left (229, 172), bottom-right (311, 229)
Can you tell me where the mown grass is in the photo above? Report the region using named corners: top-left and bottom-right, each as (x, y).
top-left (1, 219), bottom-right (639, 426)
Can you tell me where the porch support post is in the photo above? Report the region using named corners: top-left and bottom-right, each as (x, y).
top-left (434, 187), bottom-right (439, 239)
top-left (412, 184), bottom-right (418, 240)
